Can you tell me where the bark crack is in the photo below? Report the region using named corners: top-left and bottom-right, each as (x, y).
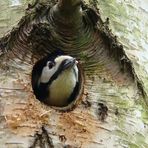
top-left (30, 126), bottom-right (54, 148)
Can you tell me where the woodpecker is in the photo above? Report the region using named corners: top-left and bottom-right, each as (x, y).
top-left (31, 53), bottom-right (81, 107)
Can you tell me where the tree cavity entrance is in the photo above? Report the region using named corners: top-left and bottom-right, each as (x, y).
top-left (31, 55), bottom-right (84, 111)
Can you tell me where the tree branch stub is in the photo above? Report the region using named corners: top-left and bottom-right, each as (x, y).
top-left (58, 0), bottom-right (81, 12)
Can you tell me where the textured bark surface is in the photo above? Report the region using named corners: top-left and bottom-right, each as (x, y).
top-left (0, 0), bottom-right (148, 147)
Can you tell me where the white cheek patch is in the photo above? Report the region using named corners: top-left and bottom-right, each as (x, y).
top-left (40, 66), bottom-right (53, 83)
top-left (40, 64), bottom-right (58, 83)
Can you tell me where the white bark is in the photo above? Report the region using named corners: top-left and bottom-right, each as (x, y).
top-left (0, 0), bottom-right (148, 147)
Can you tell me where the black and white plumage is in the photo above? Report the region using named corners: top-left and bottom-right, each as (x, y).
top-left (31, 53), bottom-right (81, 107)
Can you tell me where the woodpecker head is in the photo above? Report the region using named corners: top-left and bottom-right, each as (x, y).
top-left (32, 54), bottom-right (82, 107)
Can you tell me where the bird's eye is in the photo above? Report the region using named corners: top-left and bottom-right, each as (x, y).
top-left (48, 62), bottom-right (54, 69)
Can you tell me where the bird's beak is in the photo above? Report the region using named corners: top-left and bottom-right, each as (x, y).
top-left (62, 58), bottom-right (77, 70)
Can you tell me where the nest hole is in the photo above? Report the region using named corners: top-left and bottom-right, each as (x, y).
top-left (31, 54), bottom-right (84, 111)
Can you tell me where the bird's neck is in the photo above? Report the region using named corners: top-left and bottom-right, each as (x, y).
top-left (48, 67), bottom-right (78, 106)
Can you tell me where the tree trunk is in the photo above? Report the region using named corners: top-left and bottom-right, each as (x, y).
top-left (0, 0), bottom-right (148, 147)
